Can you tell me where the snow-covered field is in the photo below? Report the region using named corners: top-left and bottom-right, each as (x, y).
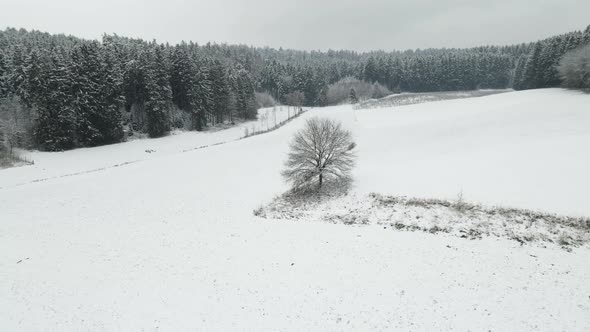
top-left (0, 105), bottom-right (302, 190)
top-left (1, 89), bottom-right (589, 331)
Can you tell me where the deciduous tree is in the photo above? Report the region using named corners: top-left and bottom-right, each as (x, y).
top-left (282, 118), bottom-right (356, 191)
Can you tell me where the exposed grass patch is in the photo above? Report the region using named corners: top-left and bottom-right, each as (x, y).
top-left (354, 90), bottom-right (511, 110)
top-left (256, 191), bottom-right (590, 249)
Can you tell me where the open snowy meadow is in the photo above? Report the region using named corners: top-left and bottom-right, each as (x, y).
top-left (1, 89), bottom-right (590, 331)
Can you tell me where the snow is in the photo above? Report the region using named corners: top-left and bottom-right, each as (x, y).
top-left (0, 105), bottom-right (302, 189)
top-left (347, 88), bottom-right (590, 217)
top-left (1, 89), bottom-right (589, 331)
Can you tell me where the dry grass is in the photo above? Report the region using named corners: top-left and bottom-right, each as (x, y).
top-left (354, 90), bottom-right (511, 110)
top-left (0, 149), bottom-right (34, 169)
top-left (256, 191), bottom-right (590, 249)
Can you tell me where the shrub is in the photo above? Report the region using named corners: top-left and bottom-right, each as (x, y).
top-left (284, 91), bottom-right (305, 106)
top-left (326, 77), bottom-right (391, 105)
top-left (255, 92), bottom-right (278, 109)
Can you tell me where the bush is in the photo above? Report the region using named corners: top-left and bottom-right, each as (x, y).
top-left (255, 92), bottom-right (278, 109)
top-left (0, 96), bottom-right (35, 150)
top-left (169, 106), bottom-right (192, 130)
top-left (284, 91), bottom-right (305, 106)
top-left (0, 147), bottom-right (32, 168)
top-left (326, 77), bottom-right (391, 105)
top-left (253, 205), bottom-right (265, 217)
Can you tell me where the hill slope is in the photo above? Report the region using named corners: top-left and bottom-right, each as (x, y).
top-left (1, 89), bottom-right (589, 331)
top-left (348, 88), bottom-right (590, 216)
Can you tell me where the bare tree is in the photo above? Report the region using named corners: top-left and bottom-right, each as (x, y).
top-left (282, 118), bottom-right (356, 191)
top-left (0, 96), bottom-right (32, 154)
top-left (285, 91), bottom-right (305, 107)
top-left (558, 44), bottom-right (590, 89)
top-left (326, 77), bottom-right (390, 105)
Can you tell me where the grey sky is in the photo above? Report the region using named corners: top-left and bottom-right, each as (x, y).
top-left (1, 0), bottom-right (588, 51)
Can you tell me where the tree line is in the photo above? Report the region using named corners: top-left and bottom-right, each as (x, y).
top-left (257, 25), bottom-right (589, 103)
top-left (514, 25), bottom-right (590, 90)
top-left (257, 44), bottom-right (531, 106)
top-left (0, 29), bottom-right (257, 151)
top-left (1, 25), bottom-right (589, 151)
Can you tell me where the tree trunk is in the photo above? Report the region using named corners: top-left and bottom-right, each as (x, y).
top-left (318, 173), bottom-right (323, 188)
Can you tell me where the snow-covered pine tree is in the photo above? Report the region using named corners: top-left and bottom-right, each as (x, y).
top-left (123, 56), bottom-right (148, 131)
top-left (170, 44), bottom-right (211, 131)
top-left (364, 57), bottom-right (378, 83)
top-left (170, 44), bottom-right (193, 112)
top-left (7, 45), bottom-right (28, 103)
top-left (145, 45), bottom-right (172, 137)
top-left (512, 55), bottom-right (527, 90)
top-left (70, 41), bottom-right (123, 146)
top-left (210, 59), bottom-right (230, 125)
top-left (34, 50), bottom-right (77, 151)
top-left (70, 43), bottom-right (101, 146)
top-left (521, 42), bottom-right (544, 89)
top-left (235, 65), bottom-right (256, 119)
top-left (22, 48), bottom-right (48, 108)
top-left (0, 51), bottom-right (7, 98)
top-left (226, 67), bottom-right (238, 124)
top-left (190, 57), bottom-right (212, 130)
top-left (98, 40), bottom-right (125, 143)
top-left (539, 38), bottom-right (562, 87)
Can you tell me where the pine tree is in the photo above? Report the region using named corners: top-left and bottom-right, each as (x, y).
top-left (0, 51), bottom-right (6, 98)
top-left (235, 65), bottom-right (256, 119)
top-left (521, 42), bottom-right (543, 89)
top-left (23, 48), bottom-right (47, 108)
top-left (170, 44), bottom-right (211, 130)
top-left (512, 55), bottom-right (527, 90)
top-left (170, 44), bottom-right (193, 112)
top-left (210, 59), bottom-right (230, 124)
top-left (226, 68), bottom-right (238, 124)
top-left (539, 38), bottom-right (561, 87)
top-left (364, 57), bottom-right (378, 83)
top-left (123, 56), bottom-right (149, 131)
top-left (34, 51), bottom-right (77, 151)
top-left (190, 57), bottom-right (212, 130)
top-left (98, 41), bottom-right (125, 143)
top-left (145, 46), bottom-right (172, 137)
top-left (7, 45), bottom-right (28, 102)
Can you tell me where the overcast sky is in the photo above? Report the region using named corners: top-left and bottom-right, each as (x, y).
top-left (1, 0), bottom-right (588, 51)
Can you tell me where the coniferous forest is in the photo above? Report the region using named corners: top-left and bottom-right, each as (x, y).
top-left (0, 25), bottom-right (589, 151)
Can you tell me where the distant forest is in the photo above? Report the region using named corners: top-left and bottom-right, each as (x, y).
top-left (0, 25), bottom-right (589, 151)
